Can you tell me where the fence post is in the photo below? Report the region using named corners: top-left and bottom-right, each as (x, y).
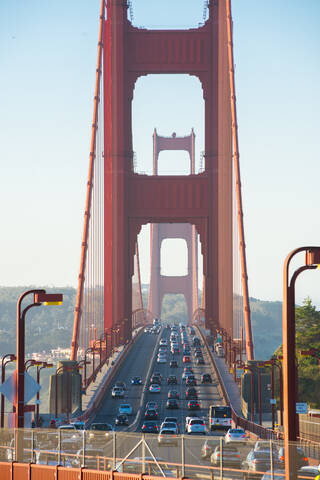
top-left (31, 429), bottom-right (34, 463)
top-left (113, 431), bottom-right (116, 469)
top-left (82, 429), bottom-right (86, 467)
top-left (58, 428), bottom-right (61, 465)
top-left (220, 437), bottom-right (223, 480)
top-left (270, 438), bottom-right (274, 480)
top-left (142, 434), bottom-right (146, 473)
top-left (181, 435), bottom-right (185, 477)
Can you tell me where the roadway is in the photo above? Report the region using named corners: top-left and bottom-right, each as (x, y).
top-left (87, 323), bottom-right (232, 476)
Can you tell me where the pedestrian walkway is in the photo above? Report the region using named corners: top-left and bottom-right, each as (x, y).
top-left (211, 349), bottom-right (242, 416)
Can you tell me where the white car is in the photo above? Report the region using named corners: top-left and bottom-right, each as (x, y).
top-left (157, 356), bottom-right (167, 364)
top-left (225, 428), bottom-right (247, 443)
top-left (119, 404), bottom-right (132, 415)
top-left (112, 387), bottom-right (124, 398)
top-left (158, 428), bottom-right (178, 445)
top-left (149, 384), bottom-right (161, 393)
top-left (185, 417), bottom-right (206, 435)
top-left (159, 339), bottom-right (167, 346)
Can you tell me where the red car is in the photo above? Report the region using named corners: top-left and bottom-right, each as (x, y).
top-left (183, 355), bottom-right (191, 363)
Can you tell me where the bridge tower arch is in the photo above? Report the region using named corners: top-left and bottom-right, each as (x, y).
top-left (104, 0), bottom-right (235, 343)
top-left (148, 129), bottom-right (198, 322)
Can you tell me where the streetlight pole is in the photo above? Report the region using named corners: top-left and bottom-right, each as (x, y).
top-left (1, 354), bottom-right (16, 428)
top-left (36, 362), bottom-right (53, 427)
top-left (283, 247), bottom-right (320, 480)
top-left (15, 290), bottom-right (63, 428)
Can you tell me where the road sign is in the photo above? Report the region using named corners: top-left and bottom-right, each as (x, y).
top-left (0, 370), bottom-right (41, 404)
top-left (296, 402), bottom-right (308, 414)
top-left (270, 398), bottom-right (276, 405)
top-left (236, 368), bottom-right (244, 379)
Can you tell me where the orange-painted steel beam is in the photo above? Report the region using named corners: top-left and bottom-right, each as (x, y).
top-left (226, 0), bottom-right (254, 360)
top-left (71, 0), bottom-right (105, 361)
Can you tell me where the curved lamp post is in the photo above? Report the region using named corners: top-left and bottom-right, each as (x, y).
top-left (16, 289), bottom-right (63, 428)
top-left (283, 247), bottom-right (320, 480)
top-left (1, 354), bottom-right (16, 428)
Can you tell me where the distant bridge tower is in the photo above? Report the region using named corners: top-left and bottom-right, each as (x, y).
top-left (148, 129), bottom-right (198, 322)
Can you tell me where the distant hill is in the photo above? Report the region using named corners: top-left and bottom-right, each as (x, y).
top-left (0, 286), bottom-right (282, 360)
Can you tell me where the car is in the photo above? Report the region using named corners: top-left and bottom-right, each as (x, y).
top-left (242, 449), bottom-right (282, 474)
top-left (186, 377), bottom-right (197, 386)
top-left (73, 446), bottom-right (108, 469)
top-left (278, 446), bottom-right (308, 469)
top-left (170, 360), bottom-right (178, 368)
top-left (119, 404), bottom-right (132, 415)
top-left (184, 366), bottom-right (193, 372)
top-left (166, 399), bottom-right (179, 409)
top-left (163, 417), bottom-right (178, 425)
top-left (58, 424), bottom-right (77, 431)
top-left (144, 409), bottom-right (158, 420)
top-left (195, 351), bottom-right (203, 358)
top-left (149, 384), bottom-right (161, 393)
top-left (187, 400), bottom-right (200, 410)
top-left (182, 371), bottom-right (194, 380)
top-left (168, 390), bottom-right (179, 399)
top-left (150, 376), bottom-right (161, 386)
top-left (186, 418), bottom-right (206, 435)
top-left (158, 347), bottom-right (167, 353)
top-left (112, 387), bottom-right (124, 398)
top-left (196, 357), bottom-right (205, 365)
top-left (211, 445), bottom-right (241, 467)
top-left (115, 457), bottom-right (174, 477)
top-left (90, 423), bottom-right (113, 432)
top-left (70, 421), bottom-right (85, 430)
top-left (201, 439), bottom-right (218, 459)
top-left (131, 376), bottom-right (142, 385)
top-left (153, 371), bottom-right (162, 379)
top-left (115, 414), bottom-right (129, 426)
top-left (157, 356), bottom-right (166, 364)
top-left (225, 428), bottom-right (247, 443)
top-left (158, 428), bottom-right (178, 446)
top-left (254, 440), bottom-right (279, 454)
top-left (167, 375), bottom-right (177, 385)
top-left (141, 421), bottom-right (159, 433)
top-left (146, 401), bottom-right (158, 410)
top-left (183, 355), bottom-right (191, 363)
top-left (201, 373), bottom-right (212, 383)
top-left (159, 339), bottom-right (167, 346)
top-left (160, 422), bottom-right (179, 434)
top-left (186, 387), bottom-right (198, 399)
top-left (114, 382), bottom-right (126, 390)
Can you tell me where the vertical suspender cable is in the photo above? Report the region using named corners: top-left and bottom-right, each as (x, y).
top-left (226, 0), bottom-right (254, 360)
top-left (71, 0), bottom-right (105, 361)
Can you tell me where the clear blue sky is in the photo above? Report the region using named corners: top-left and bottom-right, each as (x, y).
top-left (0, 1), bottom-right (319, 305)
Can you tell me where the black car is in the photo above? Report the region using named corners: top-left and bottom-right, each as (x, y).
top-left (150, 375), bottom-right (161, 385)
top-left (141, 421), bottom-right (159, 433)
top-left (201, 373), bottom-right (212, 383)
top-left (115, 414), bottom-right (129, 426)
top-left (144, 409), bottom-right (158, 420)
top-left (186, 377), bottom-right (197, 386)
top-left (187, 400), bottom-right (200, 410)
top-left (167, 375), bottom-right (178, 385)
top-left (168, 390), bottom-right (179, 400)
top-left (195, 351), bottom-right (203, 358)
top-left (186, 387), bottom-right (198, 399)
top-left (170, 360), bottom-right (178, 368)
top-left (131, 376), bottom-right (142, 385)
top-left (166, 399), bottom-right (179, 409)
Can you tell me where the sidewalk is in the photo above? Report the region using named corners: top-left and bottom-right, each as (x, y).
top-left (211, 349), bottom-right (242, 416)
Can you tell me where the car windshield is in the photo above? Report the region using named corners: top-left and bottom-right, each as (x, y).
top-left (91, 424), bottom-right (111, 431)
top-left (190, 420), bottom-right (203, 425)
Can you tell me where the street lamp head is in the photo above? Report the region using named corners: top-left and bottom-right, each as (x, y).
top-left (34, 292), bottom-right (63, 306)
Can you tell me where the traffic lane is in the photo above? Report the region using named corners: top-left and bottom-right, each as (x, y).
top-left (90, 330), bottom-right (160, 428)
top-left (139, 327), bottom-right (225, 434)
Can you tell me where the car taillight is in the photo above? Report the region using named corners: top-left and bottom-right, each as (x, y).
top-left (236, 455), bottom-right (240, 458)
top-left (241, 434), bottom-right (246, 438)
top-left (303, 457), bottom-right (308, 462)
top-left (280, 456), bottom-right (284, 461)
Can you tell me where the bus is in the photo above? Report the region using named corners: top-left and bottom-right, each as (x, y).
top-left (209, 405), bottom-right (232, 430)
